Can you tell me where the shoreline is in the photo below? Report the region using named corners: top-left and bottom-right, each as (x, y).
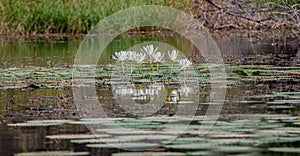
top-left (0, 28), bottom-right (299, 40)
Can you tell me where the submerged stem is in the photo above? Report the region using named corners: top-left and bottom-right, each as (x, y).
top-left (170, 63), bottom-right (173, 77)
top-left (186, 68), bottom-right (188, 77)
top-left (139, 64), bottom-right (142, 77)
top-left (150, 57), bottom-right (153, 70)
top-left (121, 62), bottom-right (124, 74)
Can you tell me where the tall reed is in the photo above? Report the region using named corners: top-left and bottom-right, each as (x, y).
top-left (0, 0), bottom-right (190, 35)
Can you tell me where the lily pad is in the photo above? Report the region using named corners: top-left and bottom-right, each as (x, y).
top-left (14, 151), bottom-right (89, 156)
top-left (86, 142), bottom-right (160, 149)
top-left (268, 147), bottom-right (300, 153)
top-left (210, 139), bottom-right (256, 146)
top-left (116, 135), bottom-right (176, 141)
top-left (164, 143), bottom-right (215, 151)
top-left (46, 134), bottom-right (111, 140)
top-left (185, 151), bottom-right (216, 156)
top-left (215, 146), bottom-right (258, 153)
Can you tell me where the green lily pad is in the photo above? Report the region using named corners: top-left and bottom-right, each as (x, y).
top-left (164, 143), bottom-right (215, 151)
top-left (71, 137), bottom-right (143, 144)
top-left (210, 139), bottom-right (256, 146)
top-left (268, 147), bottom-right (300, 153)
top-left (267, 100), bottom-right (300, 105)
top-left (215, 146), bottom-right (258, 153)
top-left (14, 151), bottom-right (89, 156)
top-left (86, 142), bottom-right (160, 149)
top-left (166, 137), bottom-right (208, 144)
top-left (116, 135), bottom-right (176, 141)
top-left (257, 136), bottom-right (300, 144)
top-left (185, 151), bottom-right (216, 156)
top-left (46, 134), bottom-right (111, 140)
top-left (95, 129), bottom-right (158, 135)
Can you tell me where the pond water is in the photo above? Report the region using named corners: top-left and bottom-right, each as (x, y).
top-left (0, 32), bottom-right (300, 156)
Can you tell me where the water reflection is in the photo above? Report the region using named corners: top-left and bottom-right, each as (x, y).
top-left (112, 83), bottom-right (167, 116)
top-left (0, 32), bottom-right (299, 155)
top-left (0, 32), bottom-right (299, 68)
top-left (114, 83), bottom-right (164, 101)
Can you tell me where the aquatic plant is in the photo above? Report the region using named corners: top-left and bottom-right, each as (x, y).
top-left (127, 51), bottom-right (136, 74)
top-left (112, 51), bottom-right (127, 74)
top-left (152, 52), bottom-right (164, 71)
top-left (14, 151), bottom-right (89, 156)
top-left (0, 0), bottom-right (188, 35)
top-left (168, 50), bottom-right (179, 77)
top-left (179, 58), bottom-right (192, 77)
top-left (133, 52), bottom-right (146, 76)
top-left (141, 45), bottom-right (158, 70)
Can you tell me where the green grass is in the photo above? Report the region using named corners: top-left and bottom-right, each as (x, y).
top-left (0, 0), bottom-right (191, 35)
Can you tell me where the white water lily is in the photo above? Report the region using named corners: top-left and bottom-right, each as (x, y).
top-left (168, 50), bottom-right (178, 62)
top-left (179, 58), bottom-right (192, 77)
top-left (168, 50), bottom-right (179, 77)
top-left (152, 52), bottom-right (164, 71)
top-left (112, 51), bottom-right (128, 74)
top-left (133, 52), bottom-right (146, 64)
top-left (112, 51), bottom-right (127, 61)
top-left (152, 52), bottom-right (164, 63)
top-left (133, 52), bottom-right (146, 76)
top-left (141, 45), bottom-right (158, 56)
top-left (127, 51), bottom-right (136, 61)
top-left (127, 51), bottom-right (136, 74)
top-left (141, 45), bottom-right (158, 70)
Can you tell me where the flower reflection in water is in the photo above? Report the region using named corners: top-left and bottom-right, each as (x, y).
top-left (113, 83), bottom-right (166, 116)
top-left (114, 83), bottom-right (165, 103)
top-left (179, 86), bottom-right (193, 98)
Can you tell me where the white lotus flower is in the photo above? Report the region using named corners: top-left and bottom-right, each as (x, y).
top-left (127, 51), bottom-right (136, 61)
top-left (141, 45), bottom-right (158, 70)
top-left (127, 51), bottom-right (136, 74)
top-left (112, 51), bottom-right (127, 61)
top-left (168, 50), bottom-right (179, 77)
top-left (112, 51), bottom-right (127, 74)
top-left (168, 50), bottom-right (178, 62)
top-left (179, 58), bottom-right (192, 70)
top-left (152, 52), bottom-right (164, 63)
top-left (152, 52), bottom-right (164, 71)
top-left (133, 52), bottom-right (146, 76)
top-left (141, 45), bottom-right (158, 56)
top-left (133, 52), bottom-right (146, 64)
top-left (179, 58), bottom-right (192, 77)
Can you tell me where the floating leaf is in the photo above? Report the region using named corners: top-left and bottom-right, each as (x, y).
top-left (116, 135), bottom-right (176, 141)
top-left (164, 143), bottom-right (215, 151)
top-left (46, 134), bottom-right (111, 140)
top-left (185, 151), bottom-right (216, 156)
top-left (215, 146), bottom-right (259, 153)
top-left (14, 151), bottom-right (89, 156)
top-left (86, 142), bottom-right (159, 149)
top-left (268, 147), bottom-right (300, 153)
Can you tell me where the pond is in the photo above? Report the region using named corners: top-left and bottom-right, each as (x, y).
top-left (0, 32), bottom-right (300, 156)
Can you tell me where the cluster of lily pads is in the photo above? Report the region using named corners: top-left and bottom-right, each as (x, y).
top-left (111, 45), bottom-right (192, 77)
top-left (10, 114), bottom-right (300, 155)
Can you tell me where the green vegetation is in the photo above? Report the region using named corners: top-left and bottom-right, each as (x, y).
top-left (0, 0), bottom-right (190, 35)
